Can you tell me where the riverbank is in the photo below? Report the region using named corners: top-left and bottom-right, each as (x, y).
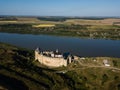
top-left (0, 16), bottom-right (120, 40)
top-left (0, 24), bottom-right (120, 40)
top-left (0, 42), bottom-right (120, 90)
top-left (0, 32), bottom-right (120, 58)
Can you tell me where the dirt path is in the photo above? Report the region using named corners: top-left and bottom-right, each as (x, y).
top-left (73, 60), bottom-right (120, 71)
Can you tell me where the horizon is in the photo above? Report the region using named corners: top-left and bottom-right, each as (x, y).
top-left (0, 0), bottom-right (120, 17)
top-left (0, 15), bottom-right (120, 18)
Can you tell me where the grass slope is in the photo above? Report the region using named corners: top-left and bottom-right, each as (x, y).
top-left (0, 42), bottom-right (120, 90)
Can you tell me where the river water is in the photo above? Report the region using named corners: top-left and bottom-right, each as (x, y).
top-left (0, 32), bottom-right (120, 57)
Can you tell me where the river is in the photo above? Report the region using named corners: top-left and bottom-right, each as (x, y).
top-left (0, 32), bottom-right (120, 57)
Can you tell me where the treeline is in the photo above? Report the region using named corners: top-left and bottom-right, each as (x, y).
top-left (0, 17), bottom-right (17, 21)
top-left (37, 17), bottom-right (67, 22)
top-left (37, 17), bottom-right (107, 22)
top-left (0, 24), bottom-right (33, 33)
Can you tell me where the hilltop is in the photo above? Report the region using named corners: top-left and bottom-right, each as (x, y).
top-left (0, 42), bottom-right (120, 90)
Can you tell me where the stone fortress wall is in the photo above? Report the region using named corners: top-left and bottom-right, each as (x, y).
top-left (35, 48), bottom-right (71, 67)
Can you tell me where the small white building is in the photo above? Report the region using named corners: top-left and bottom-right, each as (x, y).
top-left (103, 59), bottom-right (110, 67)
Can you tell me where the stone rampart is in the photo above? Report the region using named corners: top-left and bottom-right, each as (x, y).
top-left (35, 51), bottom-right (67, 67)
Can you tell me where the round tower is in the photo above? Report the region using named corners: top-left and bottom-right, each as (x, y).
top-left (35, 48), bottom-right (40, 61)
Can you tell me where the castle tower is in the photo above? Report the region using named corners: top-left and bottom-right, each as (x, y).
top-left (68, 55), bottom-right (72, 64)
top-left (56, 49), bottom-right (58, 53)
top-left (35, 48), bottom-right (40, 61)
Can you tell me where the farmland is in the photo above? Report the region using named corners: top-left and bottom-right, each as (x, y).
top-left (0, 16), bottom-right (120, 40)
top-left (32, 24), bottom-right (55, 28)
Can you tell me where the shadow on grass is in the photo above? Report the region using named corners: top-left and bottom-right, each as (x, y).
top-left (0, 73), bottom-right (28, 90)
top-left (0, 65), bottom-right (50, 89)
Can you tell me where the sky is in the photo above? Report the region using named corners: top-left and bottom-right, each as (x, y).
top-left (0, 0), bottom-right (120, 16)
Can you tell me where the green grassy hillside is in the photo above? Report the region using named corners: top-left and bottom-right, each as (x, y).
top-left (0, 43), bottom-right (120, 90)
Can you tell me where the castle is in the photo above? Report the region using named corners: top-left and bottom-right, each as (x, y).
top-left (35, 48), bottom-right (74, 67)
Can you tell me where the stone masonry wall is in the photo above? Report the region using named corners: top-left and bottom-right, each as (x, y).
top-left (35, 51), bottom-right (67, 67)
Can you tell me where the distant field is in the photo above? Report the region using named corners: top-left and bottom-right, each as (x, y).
top-left (32, 24), bottom-right (55, 28)
top-left (0, 17), bottom-right (120, 26)
top-left (0, 21), bottom-right (17, 24)
top-left (0, 17), bottom-right (60, 24)
top-left (65, 18), bottom-right (120, 25)
top-left (0, 17), bottom-right (120, 40)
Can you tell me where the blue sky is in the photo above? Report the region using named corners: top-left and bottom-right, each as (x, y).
top-left (0, 0), bottom-right (120, 16)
